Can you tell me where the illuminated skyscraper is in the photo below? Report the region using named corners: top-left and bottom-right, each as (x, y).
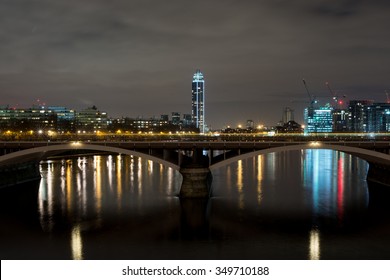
top-left (192, 69), bottom-right (205, 133)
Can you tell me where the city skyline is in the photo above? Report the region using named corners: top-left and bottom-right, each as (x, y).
top-left (1, 1), bottom-right (390, 129)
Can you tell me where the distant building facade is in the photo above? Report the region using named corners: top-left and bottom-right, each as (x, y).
top-left (76, 106), bottom-right (108, 132)
top-left (348, 100), bottom-right (373, 132)
top-left (332, 109), bottom-right (349, 132)
top-left (171, 112), bottom-right (181, 125)
top-left (182, 114), bottom-right (192, 127)
top-left (282, 107), bottom-right (294, 124)
top-left (304, 105), bottom-right (333, 133)
top-left (0, 106), bottom-right (57, 131)
top-left (366, 103), bottom-right (390, 132)
top-left (48, 106), bottom-right (76, 132)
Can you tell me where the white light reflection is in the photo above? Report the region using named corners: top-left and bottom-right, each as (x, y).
top-left (46, 162), bottom-right (54, 220)
top-left (138, 157), bottom-right (142, 195)
top-left (237, 160), bottom-right (244, 210)
top-left (309, 227), bottom-right (321, 260)
top-left (107, 155), bottom-right (113, 188)
top-left (38, 162), bottom-right (54, 232)
top-left (66, 163), bottom-right (72, 216)
top-left (257, 155), bottom-right (263, 205)
top-left (148, 160), bottom-right (153, 175)
top-left (116, 155), bottom-right (122, 210)
top-left (130, 156), bottom-right (134, 186)
top-left (82, 158), bottom-right (87, 216)
top-left (71, 225), bottom-right (83, 260)
top-left (167, 167), bottom-right (173, 194)
top-left (94, 156), bottom-right (102, 222)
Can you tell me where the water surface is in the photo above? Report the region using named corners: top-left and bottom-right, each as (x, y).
top-left (1, 149), bottom-right (390, 260)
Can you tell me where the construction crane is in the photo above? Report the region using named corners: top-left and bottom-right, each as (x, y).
top-left (325, 81), bottom-right (346, 108)
top-left (386, 90), bottom-right (390, 103)
top-left (302, 79), bottom-right (317, 106)
top-left (325, 82), bottom-right (337, 103)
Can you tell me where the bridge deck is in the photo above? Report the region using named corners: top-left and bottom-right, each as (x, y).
top-left (1, 140), bottom-right (390, 150)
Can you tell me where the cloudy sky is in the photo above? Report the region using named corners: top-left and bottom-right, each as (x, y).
top-left (1, 0), bottom-right (389, 129)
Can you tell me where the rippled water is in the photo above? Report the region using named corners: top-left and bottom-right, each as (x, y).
top-left (1, 149), bottom-right (390, 260)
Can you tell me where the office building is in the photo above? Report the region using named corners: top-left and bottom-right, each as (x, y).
top-left (348, 100), bottom-right (373, 132)
top-left (0, 106), bottom-right (56, 131)
top-left (192, 69), bottom-right (205, 133)
top-left (76, 106), bottom-right (108, 132)
top-left (332, 109), bottom-right (349, 132)
top-left (48, 106), bottom-right (75, 132)
top-left (171, 112), bottom-right (181, 125)
top-left (366, 103), bottom-right (390, 132)
top-left (304, 105), bottom-right (333, 133)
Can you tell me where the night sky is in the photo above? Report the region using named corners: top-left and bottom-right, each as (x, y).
top-left (1, 0), bottom-right (389, 129)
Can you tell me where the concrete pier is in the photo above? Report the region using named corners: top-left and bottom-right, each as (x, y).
top-left (179, 166), bottom-right (212, 198)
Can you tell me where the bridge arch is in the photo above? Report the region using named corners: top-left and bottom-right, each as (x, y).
top-left (209, 143), bottom-right (390, 170)
top-left (0, 143), bottom-right (180, 171)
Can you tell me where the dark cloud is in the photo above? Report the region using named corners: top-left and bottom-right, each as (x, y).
top-left (0, 0), bottom-right (389, 128)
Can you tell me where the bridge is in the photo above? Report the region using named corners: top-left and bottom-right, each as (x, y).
top-left (1, 140), bottom-right (390, 197)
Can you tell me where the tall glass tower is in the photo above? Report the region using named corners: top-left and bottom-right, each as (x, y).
top-left (192, 69), bottom-right (205, 133)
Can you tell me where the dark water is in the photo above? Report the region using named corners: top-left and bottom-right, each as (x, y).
top-left (1, 149), bottom-right (390, 260)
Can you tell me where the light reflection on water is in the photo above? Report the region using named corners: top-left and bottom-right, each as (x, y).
top-left (309, 227), bottom-right (320, 260)
top-left (35, 149), bottom-right (371, 260)
top-left (71, 224), bottom-right (83, 260)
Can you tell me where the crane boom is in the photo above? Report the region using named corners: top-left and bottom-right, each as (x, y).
top-left (302, 79), bottom-right (314, 104)
top-left (325, 81), bottom-right (338, 103)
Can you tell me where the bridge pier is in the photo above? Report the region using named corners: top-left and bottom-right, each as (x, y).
top-left (179, 148), bottom-right (212, 198)
top-left (179, 166), bottom-right (212, 198)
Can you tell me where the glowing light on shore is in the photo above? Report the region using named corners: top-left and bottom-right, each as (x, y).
top-left (309, 141), bottom-right (321, 147)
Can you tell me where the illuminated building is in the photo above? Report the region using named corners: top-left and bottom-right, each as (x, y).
top-left (76, 106), bottom-right (108, 131)
top-left (171, 112), bottom-right (180, 125)
top-left (48, 106), bottom-right (75, 132)
top-left (304, 105), bottom-right (333, 133)
top-left (0, 106), bottom-right (56, 131)
top-left (192, 69), bottom-right (205, 133)
top-left (332, 109), bottom-right (349, 132)
top-left (348, 100), bottom-right (373, 132)
top-left (366, 103), bottom-right (390, 132)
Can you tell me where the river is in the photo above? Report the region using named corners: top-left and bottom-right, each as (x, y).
top-left (1, 149), bottom-right (390, 259)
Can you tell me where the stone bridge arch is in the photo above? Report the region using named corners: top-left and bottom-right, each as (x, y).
top-left (210, 143), bottom-right (390, 170)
